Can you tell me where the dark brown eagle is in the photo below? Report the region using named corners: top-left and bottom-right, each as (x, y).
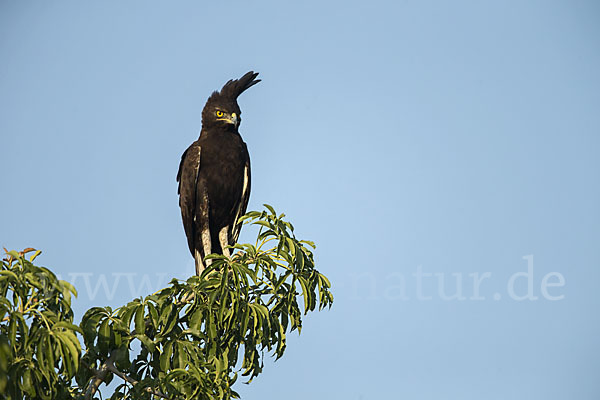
top-left (177, 71), bottom-right (260, 275)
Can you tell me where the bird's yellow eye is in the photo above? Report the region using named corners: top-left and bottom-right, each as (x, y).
top-left (216, 110), bottom-right (224, 118)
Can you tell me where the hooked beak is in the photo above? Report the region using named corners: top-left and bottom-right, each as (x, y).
top-left (230, 113), bottom-right (239, 127)
top-left (217, 112), bottom-right (239, 127)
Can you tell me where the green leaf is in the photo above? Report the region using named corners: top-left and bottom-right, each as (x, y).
top-left (135, 304), bottom-right (145, 334)
top-left (254, 220), bottom-right (273, 229)
top-left (176, 341), bottom-right (187, 368)
top-left (113, 330), bottom-right (122, 347)
top-left (58, 331), bottom-right (79, 376)
top-left (135, 333), bottom-right (156, 353)
top-left (263, 204), bottom-right (276, 215)
top-left (20, 368), bottom-right (34, 396)
top-left (8, 314), bottom-right (17, 345)
top-left (296, 276), bottom-right (309, 312)
top-left (162, 307), bottom-right (178, 336)
top-left (58, 278), bottom-right (77, 294)
top-left (119, 303), bottom-right (137, 329)
top-left (320, 274), bottom-right (331, 288)
top-left (159, 303), bottom-right (173, 327)
top-left (54, 321), bottom-right (83, 334)
top-left (189, 308), bottom-right (203, 329)
top-left (208, 312), bottom-right (217, 339)
top-left (147, 302), bottom-right (159, 327)
top-left (114, 345), bottom-right (130, 370)
top-left (98, 318), bottom-right (110, 354)
top-left (29, 250), bottom-right (42, 262)
top-left (44, 335), bottom-right (55, 372)
top-left (6, 250), bottom-right (20, 259)
top-left (160, 341), bottom-right (173, 371)
top-left (0, 270), bottom-right (18, 280)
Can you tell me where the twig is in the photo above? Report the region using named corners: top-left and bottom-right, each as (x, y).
top-left (84, 352), bottom-right (115, 400)
top-left (178, 291), bottom-right (196, 306)
top-left (84, 351), bottom-right (172, 400)
top-left (104, 357), bottom-right (172, 399)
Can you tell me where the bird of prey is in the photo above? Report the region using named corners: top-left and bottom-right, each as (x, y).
top-left (177, 71), bottom-right (260, 275)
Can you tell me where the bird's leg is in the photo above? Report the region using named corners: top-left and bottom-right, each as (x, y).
top-left (194, 249), bottom-right (205, 276)
top-left (218, 226), bottom-right (231, 259)
top-left (198, 225), bottom-right (213, 273)
top-left (195, 228), bottom-right (213, 275)
top-left (196, 188), bottom-right (213, 275)
top-left (218, 226), bottom-right (236, 282)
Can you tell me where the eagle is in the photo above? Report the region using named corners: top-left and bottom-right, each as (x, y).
top-left (177, 71), bottom-right (260, 275)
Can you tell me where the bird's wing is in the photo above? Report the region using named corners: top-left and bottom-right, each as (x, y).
top-left (177, 142), bottom-right (202, 255)
top-left (231, 151), bottom-right (251, 245)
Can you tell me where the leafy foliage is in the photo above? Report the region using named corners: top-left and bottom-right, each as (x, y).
top-left (0, 248), bottom-right (81, 399)
top-left (1, 206), bottom-right (333, 399)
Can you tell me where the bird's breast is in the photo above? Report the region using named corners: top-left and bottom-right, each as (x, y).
top-left (198, 132), bottom-right (249, 222)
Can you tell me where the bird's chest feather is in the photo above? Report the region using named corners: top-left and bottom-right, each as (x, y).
top-left (199, 132), bottom-right (248, 201)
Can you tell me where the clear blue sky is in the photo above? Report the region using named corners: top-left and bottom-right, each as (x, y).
top-left (1, 1), bottom-right (599, 399)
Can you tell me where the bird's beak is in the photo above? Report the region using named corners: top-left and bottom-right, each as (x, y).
top-left (217, 113), bottom-right (239, 127)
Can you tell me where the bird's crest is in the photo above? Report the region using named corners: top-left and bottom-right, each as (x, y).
top-left (201, 71), bottom-right (260, 127)
top-left (215, 71), bottom-right (261, 101)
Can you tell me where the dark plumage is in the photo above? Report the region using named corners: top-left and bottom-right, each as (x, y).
top-left (177, 71), bottom-right (260, 275)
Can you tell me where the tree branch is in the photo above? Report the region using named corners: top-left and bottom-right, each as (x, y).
top-left (84, 352), bottom-right (115, 400)
top-left (84, 351), bottom-right (172, 400)
top-left (104, 358), bottom-right (172, 399)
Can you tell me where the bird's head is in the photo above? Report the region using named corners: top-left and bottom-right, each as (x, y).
top-left (201, 71), bottom-right (260, 131)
